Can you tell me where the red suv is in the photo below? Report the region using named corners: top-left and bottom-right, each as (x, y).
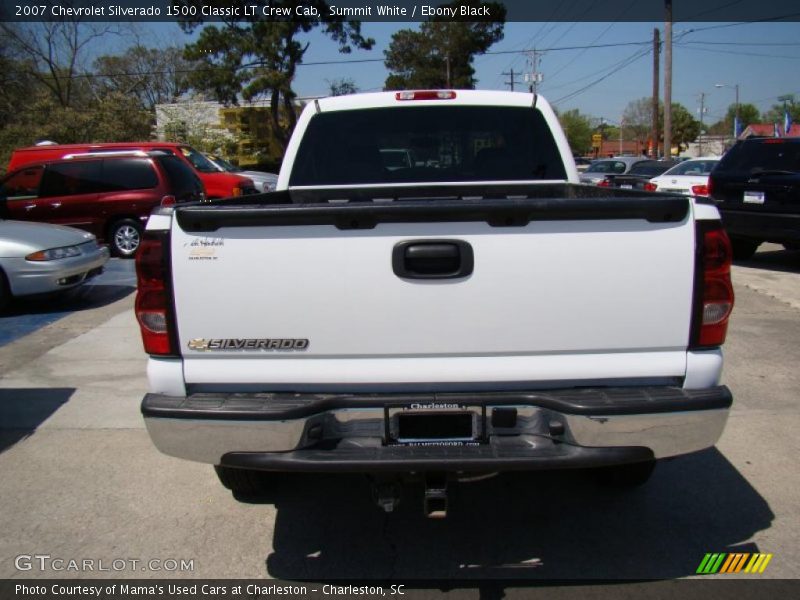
top-left (0, 151), bottom-right (205, 257)
top-left (9, 142), bottom-right (255, 199)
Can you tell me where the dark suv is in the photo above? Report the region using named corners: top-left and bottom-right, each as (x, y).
top-left (710, 137), bottom-right (800, 259)
top-left (0, 151), bottom-right (204, 257)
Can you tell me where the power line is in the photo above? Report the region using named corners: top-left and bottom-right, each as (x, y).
top-left (675, 43), bottom-right (800, 60)
top-left (552, 46), bottom-right (652, 105)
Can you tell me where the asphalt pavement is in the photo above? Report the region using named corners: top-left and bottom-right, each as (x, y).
top-left (0, 259), bottom-right (136, 347)
top-left (0, 245), bottom-right (798, 585)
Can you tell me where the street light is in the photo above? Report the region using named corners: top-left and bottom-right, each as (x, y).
top-left (715, 83), bottom-right (740, 139)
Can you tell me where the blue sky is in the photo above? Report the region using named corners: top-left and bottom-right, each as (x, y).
top-left (141, 20), bottom-right (800, 127)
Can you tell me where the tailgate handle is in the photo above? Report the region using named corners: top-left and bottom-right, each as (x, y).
top-left (392, 240), bottom-right (474, 279)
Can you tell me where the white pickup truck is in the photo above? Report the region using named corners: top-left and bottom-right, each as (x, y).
top-left (137, 90), bottom-right (734, 516)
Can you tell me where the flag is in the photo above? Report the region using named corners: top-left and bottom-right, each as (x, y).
top-left (774, 122), bottom-right (780, 137)
top-left (733, 115), bottom-right (743, 138)
top-left (785, 110), bottom-right (793, 136)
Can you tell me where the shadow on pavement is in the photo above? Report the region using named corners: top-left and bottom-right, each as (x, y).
top-left (3, 284), bottom-right (134, 317)
top-left (735, 247), bottom-right (800, 274)
top-left (241, 448), bottom-right (772, 583)
top-left (0, 388), bottom-right (75, 455)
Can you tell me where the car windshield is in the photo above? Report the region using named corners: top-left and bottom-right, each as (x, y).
top-left (585, 160), bottom-right (627, 174)
top-left (180, 146), bottom-right (219, 173)
top-left (718, 140), bottom-right (800, 173)
top-left (211, 155), bottom-right (242, 173)
top-left (662, 160), bottom-right (719, 176)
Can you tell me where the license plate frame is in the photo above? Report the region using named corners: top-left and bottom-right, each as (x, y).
top-left (385, 404), bottom-right (483, 445)
top-left (743, 190), bottom-right (765, 204)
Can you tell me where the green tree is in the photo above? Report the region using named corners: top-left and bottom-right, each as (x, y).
top-left (176, 0), bottom-right (374, 150)
top-left (708, 103), bottom-right (760, 136)
top-left (327, 78), bottom-right (358, 96)
top-left (384, 1), bottom-right (506, 90)
top-left (762, 96), bottom-right (800, 127)
top-left (558, 109), bottom-right (593, 155)
top-left (622, 97), bottom-right (700, 152)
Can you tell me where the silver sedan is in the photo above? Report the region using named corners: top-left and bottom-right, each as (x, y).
top-left (0, 220), bottom-right (110, 310)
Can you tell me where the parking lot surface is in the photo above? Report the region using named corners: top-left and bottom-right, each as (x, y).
top-left (0, 246), bottom-right (798, 583)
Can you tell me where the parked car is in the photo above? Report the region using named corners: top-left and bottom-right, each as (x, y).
top-left (0, 219), bottom-right (109, 311)
top-left (650, 157), bottom-right (720, 197)
top-left (0, 151), bottom-right (205, 257)
top-left (710, 137), bottom-right (800, 259)
top-left (8, 142), bottom-right (255, 199)
top-left (597, 160), bottom-right (679, 191)
top-left (579, 156), bottom-right (650, 185)
top-left (573, 156), bottom-right (593, 173)
top-left (205, 155), bottom-right (278, 193)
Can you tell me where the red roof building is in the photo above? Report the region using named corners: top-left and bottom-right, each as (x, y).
top-left (740, 123), bottom-right (800, 139)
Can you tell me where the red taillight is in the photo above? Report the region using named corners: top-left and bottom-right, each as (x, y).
top-left (692, 222), bottom-right (734, 348)
top-left (644, 182), bottom-right (657, 192)
top-left (135, 233), bottom-right (176, 356)
top-left (707, 176), bottom-right (714, 198)
top-left (691, 182), bottom-right (709, 197)
top-left (161, 195), bottom-right (176, 207)
top-left (596, 178), bottom-right (611, 187)
top-left (395, 90), bottom-right (457, 101)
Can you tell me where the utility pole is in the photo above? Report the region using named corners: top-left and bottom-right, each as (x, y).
top-left (652, 28), bottom-right (660, 157)
top-left (502, 70), bottom-right (522, 92)
top-left (445, 55), bottom-right (451, 88)
top-left (620, 117), bottom-right (624, 156)
top-left (664, 0), bottom-right (673, 158)
top-left (525, 49), bottom-right (544, 93)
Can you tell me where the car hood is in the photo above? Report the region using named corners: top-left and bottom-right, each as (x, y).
top-left (0, 220), bottom-right (95, 255)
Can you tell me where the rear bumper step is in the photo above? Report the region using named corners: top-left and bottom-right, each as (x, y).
top-left (221, 441), bottom-right (654, 473)
top-left (142, 386), bottom-right (731, 467)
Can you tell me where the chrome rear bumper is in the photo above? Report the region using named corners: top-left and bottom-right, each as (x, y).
top-left (142, 386), bottom-right (731, 469)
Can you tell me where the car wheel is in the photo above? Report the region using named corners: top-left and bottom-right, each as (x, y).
top-left (0, 268), bottom-right (11, 312)
top-left (594, 460), bottom-right (656, 488)
top-left (109, 219), bottom-right (143, 258)
top-left (730, 237), bottom-right (759, 261)
top-left (214, 465), bottom-right (274, 496)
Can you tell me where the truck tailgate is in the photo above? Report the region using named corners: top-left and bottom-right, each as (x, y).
top-left (170, 193), bottom-right (695, 391)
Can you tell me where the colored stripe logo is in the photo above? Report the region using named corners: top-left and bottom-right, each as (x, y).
top-left (696, 553), bottom-right (773, 574)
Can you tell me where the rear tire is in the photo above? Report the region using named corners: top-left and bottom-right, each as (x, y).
top-left (594, 460), bottom-right (656, 488)
top-left (214, 465), bottom-right (273, 496)
top-left (109, 218), bottom-right (143, 258)
top-left (730, 237), bottom-right (759, 261)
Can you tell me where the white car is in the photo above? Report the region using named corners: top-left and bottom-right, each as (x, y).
top-left (649, 157), bottom-right (720, 197)
top-left (0, 220), bottom-right (109, 310)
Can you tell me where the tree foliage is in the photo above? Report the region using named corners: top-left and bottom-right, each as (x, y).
top-left (327, 78), bottom-right (359, 96)
top-left (384, 1), bottom-right (506, 90)
top-left (93, 45), bottom-right (192, 110)
top-left (0, 22), bottom-right (152, 170)
top-left (558, 109), bottom-right (593, 155)
top-left (708, 103), bottom-right (760, 136)
top-left (176, 0), bottom-right (374, 149)
top-left (762, 97), bottom-right (800, 127)
top-left (621, 97), bottom-right (700, 152)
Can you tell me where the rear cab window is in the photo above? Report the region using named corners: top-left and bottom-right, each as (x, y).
top-left (289, 105), bottom-right (567, 186)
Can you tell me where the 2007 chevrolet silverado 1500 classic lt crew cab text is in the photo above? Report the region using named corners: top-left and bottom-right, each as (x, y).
top-left (136, 90), bottom-right (734, 517)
